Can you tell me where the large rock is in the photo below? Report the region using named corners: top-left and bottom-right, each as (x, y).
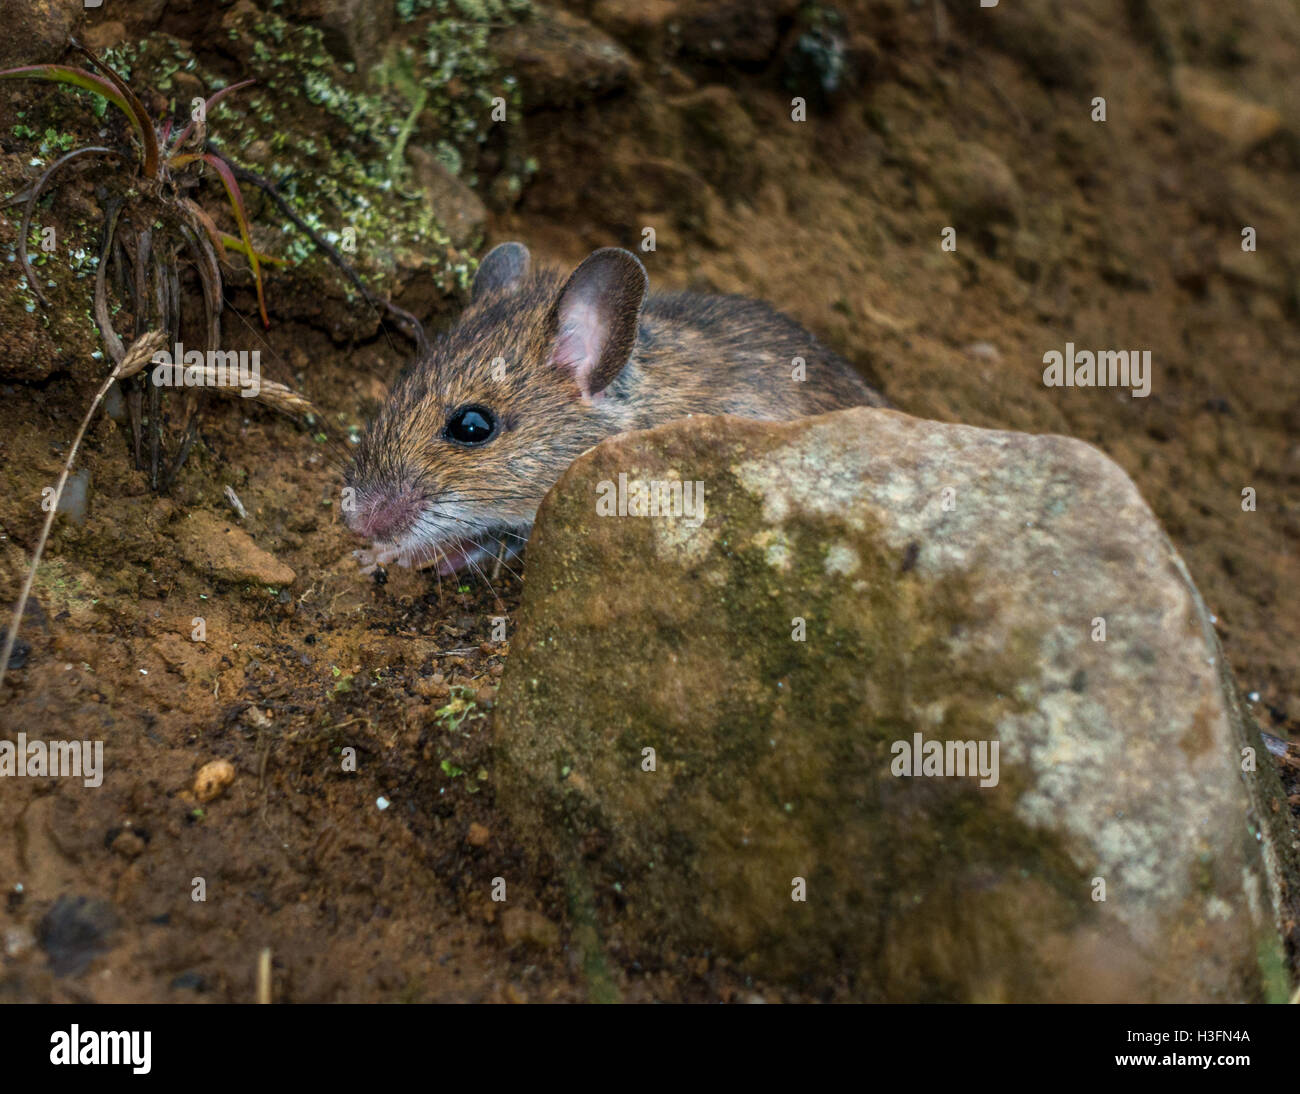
top-left (0, 0), bottom-right (77, 69)
top-left (496, 408), bottom-right (1299, 1002)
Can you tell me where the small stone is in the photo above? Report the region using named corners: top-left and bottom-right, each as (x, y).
top-left (171, 71), bottom-right (203, 99)
top-left (1174, 68), bottom-right (1283, 153)
top-left (244, 139), bottom-right (272, 165)
top-left (177, 511), bottom-right (295, 587)
top-left (964, 342), bottom-right (1002, 363)
top-left (0, 0), bottom-right (76, 67)
top-left (193, 759), bottom-right (236, 804)
top-left (406, 146), bottom-right (487, 249)
top-left (494, 7), bottom-right (636, 110)
top-left (500, 908), bottom-right (560, 951)
top-left (242, 706), bottom-right (272, 729)
top-left (4, 925), bottom-right (35, 958)
top-left (82, 21), bottom-right (128, 53)
top-left (414, 675), bottom-right (451, 700)
top-left (467, 822), bottom-right (491, 847)
top-left (37, 895), bottom-right (117, 977)
top-left (930, 141), bottom-right (1022, 226)
top-left (110, 830), bottom-right (147, 860)
top-left (57, 470), bottom-right (91, 527)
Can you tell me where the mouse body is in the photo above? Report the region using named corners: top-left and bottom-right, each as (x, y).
top-left (345, 243), bottom-right (886, 576)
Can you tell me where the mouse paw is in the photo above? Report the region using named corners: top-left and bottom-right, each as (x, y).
top-left (354, 544), bottom-right (407, 573)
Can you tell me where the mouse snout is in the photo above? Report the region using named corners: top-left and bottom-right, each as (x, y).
top-left (347, 485), bottom-right (424, 542)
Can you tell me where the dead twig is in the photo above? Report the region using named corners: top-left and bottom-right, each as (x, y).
top-left (1, 330), bottom-right (167, 690)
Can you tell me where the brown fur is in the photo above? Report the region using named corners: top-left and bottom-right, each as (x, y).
top-left (346, 244), bottom-right (886, 569)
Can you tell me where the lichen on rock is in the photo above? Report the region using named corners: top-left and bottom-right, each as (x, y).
top-left (88, 3), bottom-right (528, 334)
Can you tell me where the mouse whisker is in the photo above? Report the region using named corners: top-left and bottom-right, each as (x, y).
top-left (456, 530), bottom-right (525, 585)
top-left (430, 518), bottom-right (530, 546)
top-left (459, 548), bottom-right (501, 604)
top-left (421, 510), bottom-right (527, 588)
top-left (425, 539), bottom-right (445, 601)
top-left (433, 512), bottom-right (531, 555)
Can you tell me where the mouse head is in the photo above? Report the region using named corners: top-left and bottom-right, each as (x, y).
top-left (344, 242), bottom-right (649, 576)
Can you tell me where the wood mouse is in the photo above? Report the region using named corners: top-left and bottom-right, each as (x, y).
top-left (345, 242), bottom-right (886, 576)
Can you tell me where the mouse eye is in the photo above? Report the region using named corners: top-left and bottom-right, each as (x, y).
top-left (444, 404), bottom-right (498, 446)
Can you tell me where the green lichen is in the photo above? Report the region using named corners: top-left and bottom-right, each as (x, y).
top-left (99, 5), bottom-right (528, 302)
top-left (401, 0), bottom-right (532, 24)
top-left (786, 5), bottom-right (850, 97)
top-left (2, 183), bottom-right (105, 371)
top-left (397, 0), bottom-right (434, 22)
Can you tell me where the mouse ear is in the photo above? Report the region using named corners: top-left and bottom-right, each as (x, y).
top-left (472, 242), bottom-right (531, 300)
top-left (547, 248), bottom-right (648, 398)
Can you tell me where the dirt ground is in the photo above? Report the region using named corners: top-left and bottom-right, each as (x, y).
top-left (1, 0), bottom-right (1298, 1002)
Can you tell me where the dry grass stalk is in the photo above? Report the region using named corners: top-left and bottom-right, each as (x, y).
top-left (1, 339), bottom-right (321, 692)
top-left (1, 330), bottom-right (166, 689)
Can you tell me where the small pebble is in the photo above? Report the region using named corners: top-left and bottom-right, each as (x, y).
top-left (4, 926), bottom-right (35, 957)
top-left (964, 342), bottom-right (1002, 363)
top-left (193, 759), bottom-right (236, 803)
top-left (500, 908), bottom-right (560, 950)
top-left (57, 469), bottom-right (91, 526)
top-left (110, 830), bottom-right (147, 860)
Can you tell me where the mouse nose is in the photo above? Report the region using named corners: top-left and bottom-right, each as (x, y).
top-left (348, 487), bottom-right (422, 542)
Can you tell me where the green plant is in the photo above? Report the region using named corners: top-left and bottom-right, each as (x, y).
top-left (434, 685), bottom-right (484, 731)
top-left (1, 40), bottom-right (281, 488)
